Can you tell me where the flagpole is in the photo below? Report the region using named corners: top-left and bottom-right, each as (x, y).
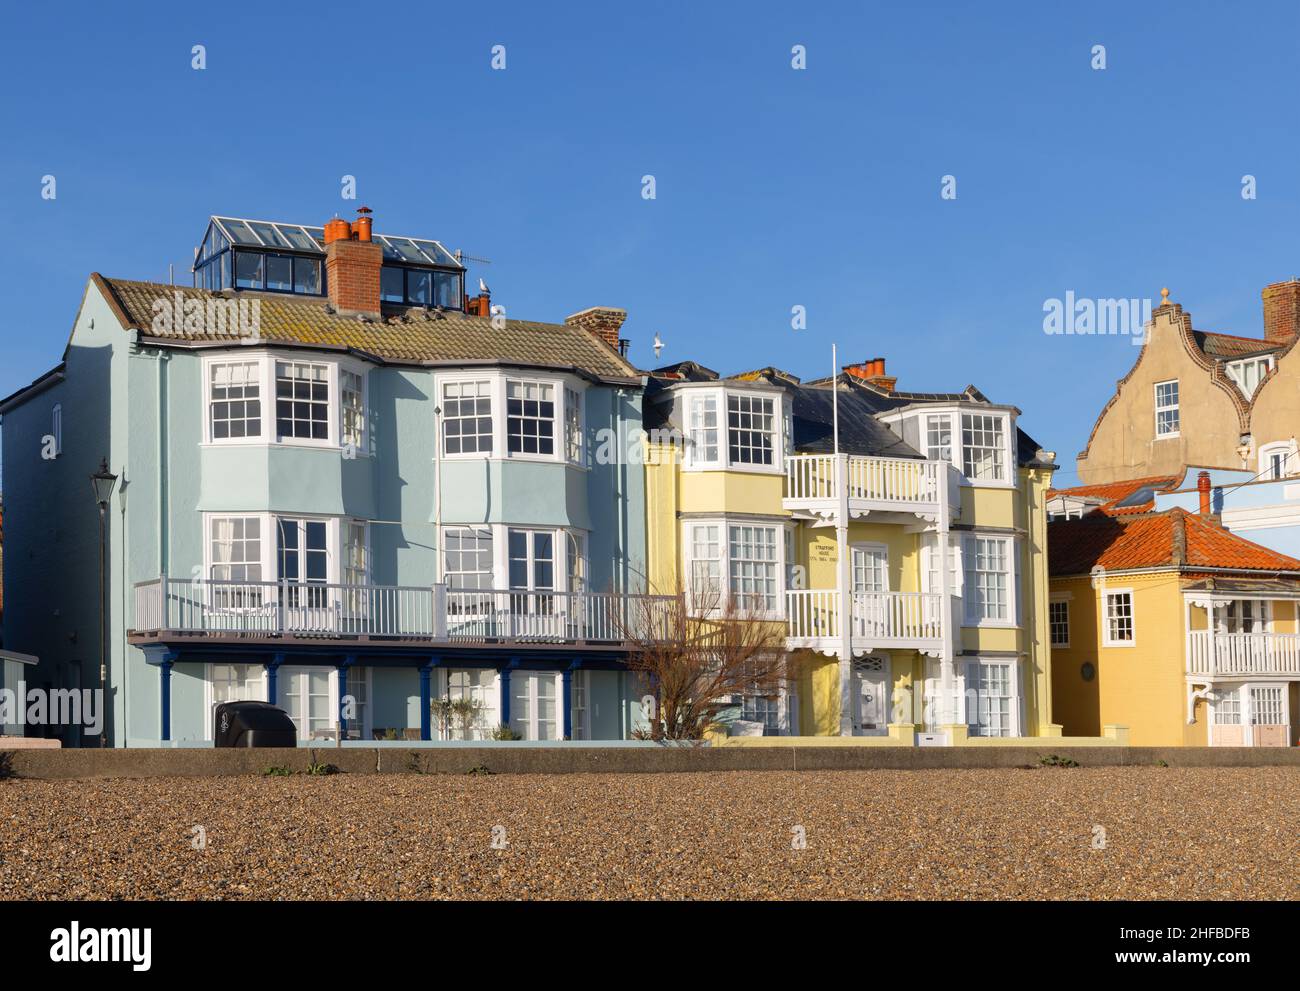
top-left (831, 343), bottom-right (839, 456)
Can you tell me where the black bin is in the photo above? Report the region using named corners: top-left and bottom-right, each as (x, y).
top-left (214, 701), bottom-right (298, 748)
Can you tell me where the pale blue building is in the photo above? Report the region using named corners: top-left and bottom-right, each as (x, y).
top-left (0, 212), bottom-right (659, 746)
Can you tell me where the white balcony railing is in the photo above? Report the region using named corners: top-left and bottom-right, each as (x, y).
top-left (786, 589), bottom-right (943, 647)
top-left (785, 454), bottom-right (943, 509)
top-left (1187, 630), bottom-right (1300, 677)
top-left (131, 577), bottom-right (675, 644)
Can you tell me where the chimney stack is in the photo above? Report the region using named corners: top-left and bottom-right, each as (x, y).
top-left (1262, 279), bottom-right (1300, 345)
top-left (325, 207), bottom-right (383, 317)
top-left (565, 306), bottom-right (627, 353)
top-left (843, 356), bottom-right (897, 392)
top-left (1197, 470), bottom-right (1212, 515)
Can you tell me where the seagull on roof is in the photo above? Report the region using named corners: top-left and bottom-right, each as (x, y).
top-left (653, 333), bottom-right (664, 359)
top-left (479, 277), bottom-right (490, 294)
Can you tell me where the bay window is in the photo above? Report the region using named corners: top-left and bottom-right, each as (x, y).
top-left (961, 413), bottom-right (1006, 481)
top-left (205, 354), bottom-right (367, 451)
top-left (442, 380), bottom-right (493, 455)
top-left (565, 386), bottom-right (584, 463)
top-left (275, 360), bottom-right (330, 440)
top-left (209, 361), bottom-right (262, 439)
top-left (506, 380), bottom-right (556, 455)
top-left (686, 519), bottom-right (784, 614)
top-left (963, 534), bottom-right (1014, 624)
top-left (727, 394), bottom-right (776, 465)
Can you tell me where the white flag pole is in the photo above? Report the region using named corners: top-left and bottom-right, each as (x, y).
top-left (831, 343), bottom-right (840, 456)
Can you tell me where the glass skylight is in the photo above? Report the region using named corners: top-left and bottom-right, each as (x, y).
top-left (209, 217), bottom-right (462, 268)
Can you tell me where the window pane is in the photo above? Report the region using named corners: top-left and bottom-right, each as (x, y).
top-left (266, 254), bottom-right (292, 292)
top-left (506, 381), bottom-right (555, 455)
top-left (234, 251), bottom-right (263, 289)
top-left (209, 361), bottom-right (261, 439)
top-left (407, 269), bottom-right (432, 305)
top-left (442, 380), bottom-right (493, 454)
top-left (380, 267), bottom-right (405, 303)
top-left (293, 257), bottom-right (321, 294)
top-left (275, 361), bottom-right (330, 440)
top-left (434, 271), bottom-right (460, 309)
top-left (727, 394), bottom-right (774, 465)
top-left (961, 414), bottom-right (1005, 481)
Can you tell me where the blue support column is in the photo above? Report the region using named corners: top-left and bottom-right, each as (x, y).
top-left (159, 660), bottom-right (174, 742)
top-left (419, 661), bottom-right (433, 741)
top-left (265, 652), bottom-right (284, 706)
top-left (500, 664), bottom-right (513, 727)
top-left (561, 668), bottom-right (573, 740)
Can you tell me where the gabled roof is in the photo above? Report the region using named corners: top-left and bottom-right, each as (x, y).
top-left (1047, 472), bottom-right (1184, 516)
top-left (94, 276), bottom-right (638, 383)
top-left (1048, 507), bottom-right (1300, 577)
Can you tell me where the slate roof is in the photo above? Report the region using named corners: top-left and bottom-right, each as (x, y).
top-left (1048, 507), bottom-right (1300, 577)
top-left (1192, 330), bottom-right (1282, 361)
top-left (94, 276), bottom-right (639, 383)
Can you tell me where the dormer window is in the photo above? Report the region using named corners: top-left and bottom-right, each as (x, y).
top-left (682, 387), bottom-right (784, 473)
top-left (194, 216), bottom-right (464, 307)
top-left (1226, 356), bottom-right (1274, 397)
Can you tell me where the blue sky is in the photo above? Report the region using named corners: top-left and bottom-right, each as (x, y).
top-left (2, 0), bottom-right (1298, 484)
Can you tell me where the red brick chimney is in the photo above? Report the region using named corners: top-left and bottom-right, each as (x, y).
top-left (325, 208), bottom-right (382, 317)
top-left (843, 356), bottom-right (897, 392)
top-left (1197, 470), bottom-right (1212, 515)
top-left (565, 307), bottom-right (627, 353)
top-left (1262, 280), bottom-right (1300, 345)
top-left (466, 282), bottom-right (491, 317)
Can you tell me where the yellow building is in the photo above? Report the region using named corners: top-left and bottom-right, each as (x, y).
top-left (643, 358), bottom-right (1062, 743)
top-left (1047, 490), bottom-right (1300, 746)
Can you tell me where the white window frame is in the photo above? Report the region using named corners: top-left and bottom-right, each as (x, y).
top-left (202, 351), bottom-right (367, 453)
top-left (1048, 598), bottom-right (1070, 647)
top-left (339, 367), bottom-right (368, 454)
top-left (961, 533), bottom-right (1017, 627)
top-left (682, 517), bottom-right (787, 618)
top-left (203, 662), bottom-right (269, 740)
top-left (564, 385), bottom-right (586, 466)
top-left (885, 406), bottom-right (1014, 488)
top-left (203, 512), bottom-right (349, 587)
top-left (1154, 379), bottom-right (1180, 439)
top-left (964, 657), bottom-right (1021, 738)
top-left (679, 386), bottom-right (785, 474)
top-left (1102, 588), bottom-right (1135, 647)
top-left (435, 370), bottom-right (582, 466)
top-left (850, 542), bottom-right (890, 593)
top-left (443, 667), bottom-right (500, 740)
top-left (1259, 440), bottom-right (1298, 480)
top-left (340, 666), bottom-right (371, 740)
top-left (279, 665), bottom-right (339, 741)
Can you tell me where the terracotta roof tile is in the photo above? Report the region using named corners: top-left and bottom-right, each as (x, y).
top-left (1049, 507), bottom-right (1300, 577)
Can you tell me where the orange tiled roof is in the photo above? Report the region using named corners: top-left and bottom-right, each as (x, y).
top-left (1047, 473), bottom-right (1182, 516)
top-left (1048, 507), bottom-right (1300, 577)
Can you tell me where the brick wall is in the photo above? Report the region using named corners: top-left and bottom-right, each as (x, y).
top-left (564, 306), bottom-right (627, 352)
top-left (1262, 279), bottom-right (1300, 345)
top-left (326, 239), bottom-right (383, 315)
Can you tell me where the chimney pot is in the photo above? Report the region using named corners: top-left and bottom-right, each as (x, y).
top-left (1197, 470), bottom-right (1212, 515)
top-left (354, 206), bottom-right (373, 242)
top-left (1262, 279), bottom-right (1300, 345)
top-left (324, 217), bottom-right (352, 245)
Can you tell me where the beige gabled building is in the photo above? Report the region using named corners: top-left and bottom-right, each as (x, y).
top-left (1078, 280), bottom-right (1300, 485)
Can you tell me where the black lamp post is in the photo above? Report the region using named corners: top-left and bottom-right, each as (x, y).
top-left (90, 458), bottom-right (117, 748)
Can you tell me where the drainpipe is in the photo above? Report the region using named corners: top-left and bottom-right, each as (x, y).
top-left (937, 464), bottom-right (956, 735)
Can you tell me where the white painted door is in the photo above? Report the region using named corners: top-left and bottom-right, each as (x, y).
top-left (851, 544), bottom-right (889, 639)
top-left (853, 657), bottom-right (889, 736)
top-left (510, 671), bottom-right (561, 740)
top-left (280, 666), bottom-right (336, 741)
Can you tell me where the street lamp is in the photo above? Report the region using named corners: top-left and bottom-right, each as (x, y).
top-left (90, 458), bottom-right (117, 748)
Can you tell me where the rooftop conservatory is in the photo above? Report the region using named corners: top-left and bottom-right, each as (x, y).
top-left (193, 215), bottom-right (466, 308)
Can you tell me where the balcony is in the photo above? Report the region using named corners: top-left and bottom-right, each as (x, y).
top-left (130, 577), bottom-right (675, 646)
top-left (786, 589), bottom-right (944, 653)
top-left (784, 454), bottom-right (951, 523)
top-left (1187, 631), bottom-right (1300, 678)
